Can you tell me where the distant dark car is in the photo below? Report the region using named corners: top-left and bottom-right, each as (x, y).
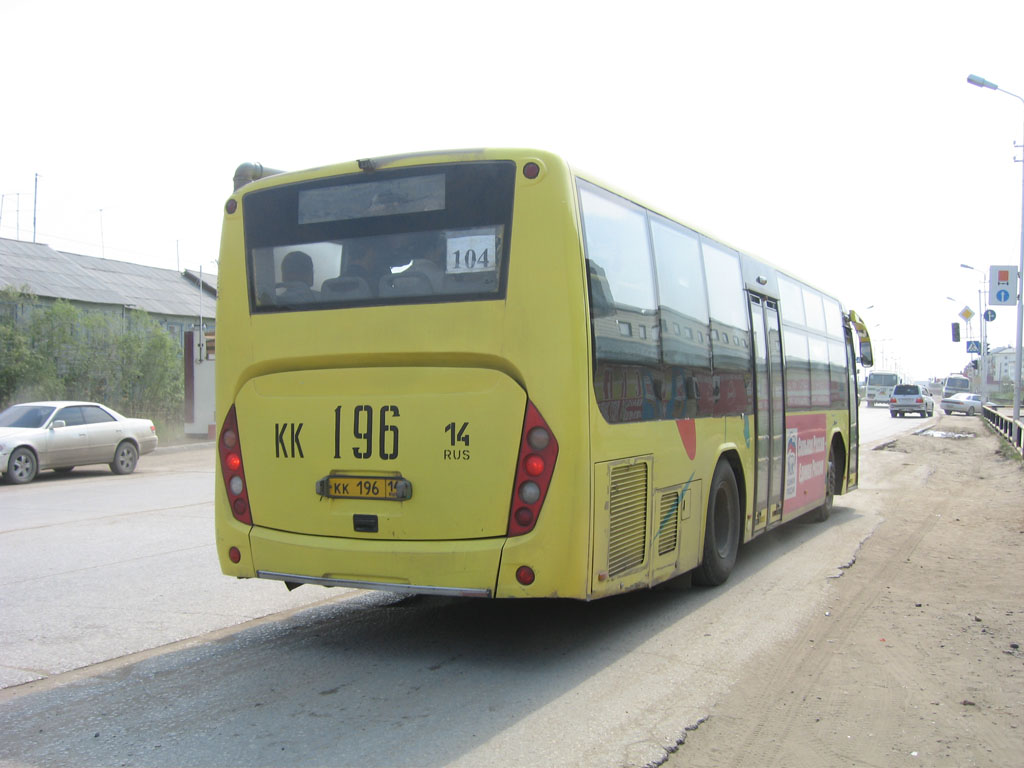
top-left (0, 401), bottom-right (158, 484)
top-left (889, 384), bottom-right (934, 418)
top-left (940, 392), bottom-right (987, 416)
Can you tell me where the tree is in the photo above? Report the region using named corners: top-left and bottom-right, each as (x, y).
top-left (120, 311), bottom-right (183, 420)
top-left (0, 296), bottom-right (184, 422)
top-left (0, 287), bottom-right (56, 404)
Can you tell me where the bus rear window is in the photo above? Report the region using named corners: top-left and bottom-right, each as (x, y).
top-left (868, 373), bottom-right (898, 387)
top-left (243, 161), bottom-right (515, 312)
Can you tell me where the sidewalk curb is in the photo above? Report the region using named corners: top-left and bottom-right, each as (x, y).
top-left (154, 440), bottom-right (215, 454)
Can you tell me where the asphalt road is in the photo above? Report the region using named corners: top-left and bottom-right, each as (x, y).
top-left (0, 406), bottom-right (924, 767)
top-left (0, 444), bottom-right (343, 690)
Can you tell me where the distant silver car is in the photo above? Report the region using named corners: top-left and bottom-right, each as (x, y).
top-left (889, 384), bottom-right (934, 418)
top-left (940, 392), bottom-right (985, 416)
top-left (0, 401), bottom-right (158, 484)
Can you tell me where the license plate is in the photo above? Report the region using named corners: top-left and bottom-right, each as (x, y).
top-left (316, 474), bottom-right (412, 501)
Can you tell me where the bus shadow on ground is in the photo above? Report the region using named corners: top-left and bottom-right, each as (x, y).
top-left (0, 504), bottom-right (865, 768)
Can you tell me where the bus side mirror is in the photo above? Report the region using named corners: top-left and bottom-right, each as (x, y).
top-left (859, 341), bottom-right (873, 367)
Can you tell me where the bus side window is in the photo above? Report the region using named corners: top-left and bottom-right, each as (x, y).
top-left (579, 180), bottom-right (661, 423)
top-left (578, 182), bottom-right (659, 370)
top-left (784, 329), bottom-right (811, 408)
top-left (650, 215), bottom-right (713, 419)
top-left (702, 239), bottom-right (752, 416)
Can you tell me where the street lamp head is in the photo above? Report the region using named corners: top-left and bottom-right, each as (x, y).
top-left (967, 74), bottom-right (998, 90)
top-left (960, 263), bottom-right (975, 270)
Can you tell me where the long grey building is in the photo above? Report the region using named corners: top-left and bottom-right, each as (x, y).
top-left (0, 237), bottom-right (218, 436)
top-left (0, 237), bottom-right (216, 346)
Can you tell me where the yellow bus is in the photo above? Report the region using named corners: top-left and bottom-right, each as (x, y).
top-left (215, 149), bottom-right (873, 599)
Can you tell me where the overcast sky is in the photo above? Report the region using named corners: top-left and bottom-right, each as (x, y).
top-left (3, 0), bottom-right (1023, 381)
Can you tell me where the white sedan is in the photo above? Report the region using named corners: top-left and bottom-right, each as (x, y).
top-left (940, 392), bottom-right (987, 416)
top-left (0, 401), bottom-right (158, 484)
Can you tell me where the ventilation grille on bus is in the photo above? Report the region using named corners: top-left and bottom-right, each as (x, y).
top-left (657, 490), bottom-right (680, 556)
top-left (608, 462), bottom-right (648, 578)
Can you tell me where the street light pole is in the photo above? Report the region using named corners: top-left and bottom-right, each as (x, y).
top-left (967, 74), bottom-right (1024, 446)
top-left (960, 263), bottom-right (989, 399)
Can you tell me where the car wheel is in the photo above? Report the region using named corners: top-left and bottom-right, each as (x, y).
top-left (809, 445), bottom-right (837, 523)
top-left (944, 409), bottom-right (951, 415)
top-left (110, 441), bottom-right (139, 475)
top-left (693, 460), bottom-right (741, 586)
top-left (889, 411), bottom-right (897, 418)
top-left (6, 447), bottom-right (38, 484)
top-left (53, 467), bottom-right (75, 474)
top-left (966, 407), bottom-right (975, 416)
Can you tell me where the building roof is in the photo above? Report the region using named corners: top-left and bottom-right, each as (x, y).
top-left (0, 238), bottom-right (216, 318)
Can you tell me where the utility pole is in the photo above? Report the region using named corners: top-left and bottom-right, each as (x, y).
top-left (0, 192), bottom-right (22, 240)
top-left (979, 280), bottom-right (990, 401)
top-left (32, 173), bottom-right (38, 242)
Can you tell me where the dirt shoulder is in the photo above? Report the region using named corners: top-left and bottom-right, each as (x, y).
top-left (669, 415), bottom-right (1024, 768)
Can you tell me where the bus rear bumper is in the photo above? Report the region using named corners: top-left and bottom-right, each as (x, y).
top-left (256, 570), bottom-right (490, 597)
top-left (248, 526), bottom-right (501, 598)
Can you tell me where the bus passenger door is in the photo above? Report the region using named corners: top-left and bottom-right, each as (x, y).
top-left (766, 301), bottom-right (784, 525)
top-left (846, 327), bottom-right (860, 489)
top-left (749, 295), bottom-right (785, 535)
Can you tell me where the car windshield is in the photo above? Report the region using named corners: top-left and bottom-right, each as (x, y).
top-left (0, 404), bottom-right (56, 429)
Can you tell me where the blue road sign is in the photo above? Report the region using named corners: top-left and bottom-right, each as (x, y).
top-left (966, 340), bottom-right (981, 354)
top-left (984, 309), bottom-right (996, 322)
top-left (990, 265), bottom-right (1018, 305)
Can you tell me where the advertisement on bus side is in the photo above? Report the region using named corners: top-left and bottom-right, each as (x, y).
top-left (783, 412), bottom-right (827, 514)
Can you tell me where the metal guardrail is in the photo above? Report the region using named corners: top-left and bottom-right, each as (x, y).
top-left (983, 406), bottom-right (1024, 458)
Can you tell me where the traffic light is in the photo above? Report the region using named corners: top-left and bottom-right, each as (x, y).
top-left (951, 322), bottom-right (961, 342)
top-left (971, 359), bottom-right (979, 370)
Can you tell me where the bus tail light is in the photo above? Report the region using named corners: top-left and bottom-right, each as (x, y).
top-left (507, 401), bottom-right (558, 536)
top-left (219, 405), bottom-right (253, 525)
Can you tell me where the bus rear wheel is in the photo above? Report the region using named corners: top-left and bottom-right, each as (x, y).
top-left (693, 460), bottom-right (740, 586)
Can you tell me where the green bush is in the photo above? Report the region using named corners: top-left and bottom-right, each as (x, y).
top-left (0, 291), bottom-right (184, 421)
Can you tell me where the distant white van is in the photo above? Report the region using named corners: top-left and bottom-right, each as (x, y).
top-left (942, 374), bottom-right (970, 399)
top-left (864, 370), bottom-right (900, 407)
